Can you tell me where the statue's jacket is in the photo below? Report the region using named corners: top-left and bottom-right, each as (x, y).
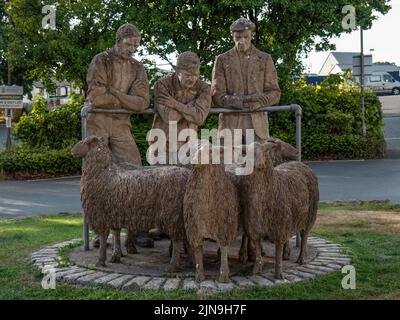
top-left (211, 45), bottom-right (281, 140)
top-left (85, 47), bottom-right (150, 164)
top-left (152, 72), bottom-right (211, 147)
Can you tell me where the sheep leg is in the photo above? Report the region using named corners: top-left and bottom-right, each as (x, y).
top-left (193, 245), bottom-right (205, 282)
top-left (110, 228), bottom-right (122, 263)
top-left (283, 240), bottom-right (291, 260)
top-left (125, 228), bottom-right (138, 254)
top-left (238, 234), bottom-right (248, 263)
top-left (296, 230), bottom-right (308, 265)
top-left (96, 232), bottom-right (108, 267)
top-left (251, 238), bottom-right (263, 275)
top-left (274, 242), bottom-right (284, 279)
top-left (166, 240), bottom-right (183, 272)
top-left (217, 245), bottom-right (230, 283)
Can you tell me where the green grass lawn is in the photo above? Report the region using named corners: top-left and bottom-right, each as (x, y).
top-left (0, 202), bottom-right (399, 300)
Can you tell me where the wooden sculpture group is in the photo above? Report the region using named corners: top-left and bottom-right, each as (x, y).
top-left (71, 18), bottom-right (319, 282)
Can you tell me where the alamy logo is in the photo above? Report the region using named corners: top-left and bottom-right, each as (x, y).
top-left (341, 265), bottom-right (356, 290)
top-left (42, 5), bottom-right (56, 30)
top-left (41, 266), bottom-right (56, 290)
top-left (342, 5), bottom-right (356, 30)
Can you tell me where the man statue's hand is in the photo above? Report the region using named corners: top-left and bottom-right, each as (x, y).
top-left (158, 95), bottom-right (180, 109)
top-left (243, 94), bottom-right (260, 103)
top-left (168, 109), bottom-right (182, 121)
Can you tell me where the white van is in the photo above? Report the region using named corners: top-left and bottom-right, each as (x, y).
top-left (364, 71), bottom-right (400, 95)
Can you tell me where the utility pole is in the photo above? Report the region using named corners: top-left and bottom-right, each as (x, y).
top-left (360, 28), bottom-right (366, 136)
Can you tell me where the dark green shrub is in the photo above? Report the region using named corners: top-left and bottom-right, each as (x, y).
top-left (0, 144), bottom-right (81, 177)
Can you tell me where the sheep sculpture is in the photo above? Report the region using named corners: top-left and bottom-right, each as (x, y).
top-left (183, 144), bottom-right (240, 283)
top-left (239, 141), bottom-right (319, 279)
top-left (71, 135), bottom-right (190, 270)
top-left (225, 138), bottom-right (297, 263)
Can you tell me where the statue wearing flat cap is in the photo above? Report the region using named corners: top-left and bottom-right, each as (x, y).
top-left (150, 51), bottom-right (211, 164)
top-left (211, 17), bottom-right (281, 142)
top-left (86, 22), bottom-right (150, 165)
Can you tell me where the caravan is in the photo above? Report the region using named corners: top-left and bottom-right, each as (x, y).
top-left (365, 71), bottom-right (400, 95)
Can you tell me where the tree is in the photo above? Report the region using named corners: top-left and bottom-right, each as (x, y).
top-left (4, 0), bottom-right (392, 93)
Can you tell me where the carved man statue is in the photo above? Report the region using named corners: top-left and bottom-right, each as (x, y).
top-left (211, 17), bottom-right (281, 143)
top-left (150, 51), bottom-right (211, 164)
top-left (86, 22), bottom-right (149, 165)
top-left (86, 23), bottom-right (149, 252)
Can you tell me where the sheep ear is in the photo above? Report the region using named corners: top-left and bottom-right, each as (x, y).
top-left (261, 141), bottom-right (277, 152)
top-left (71, 140), bottom-right (88, 158)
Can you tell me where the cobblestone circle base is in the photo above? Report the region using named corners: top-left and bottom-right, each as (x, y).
top-left (31, 236), bottom-right (351, 293)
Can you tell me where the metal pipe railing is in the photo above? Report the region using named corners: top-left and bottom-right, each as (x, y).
top-left (81, 103), bottom-right (302, 250)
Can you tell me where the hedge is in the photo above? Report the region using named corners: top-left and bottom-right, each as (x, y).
top-left (0, 145), bottom-right (81, 179)
top-left (1, 73), bottom-right (386, 177)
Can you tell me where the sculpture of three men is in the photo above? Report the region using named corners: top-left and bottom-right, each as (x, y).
top-left (86, 17), bottom-right (281, 166)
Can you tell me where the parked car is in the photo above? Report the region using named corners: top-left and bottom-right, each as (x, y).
top-left (364, 71), bottom-right (400, 95)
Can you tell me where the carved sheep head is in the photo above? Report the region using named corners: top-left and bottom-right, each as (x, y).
top-left (71, 135), bottom-right (108, 159)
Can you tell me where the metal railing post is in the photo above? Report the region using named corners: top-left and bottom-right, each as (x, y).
top-left (81, 106), bottom-right (90, 251)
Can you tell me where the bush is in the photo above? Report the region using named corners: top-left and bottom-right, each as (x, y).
top-left (0, 144), bottom-right (81, 179)
top-left (14, 94), bottom-right (83, 149)
top-left (270, 73), bottom-right (386, 160)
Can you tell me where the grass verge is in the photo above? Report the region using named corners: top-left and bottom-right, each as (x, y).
top-left (0, 202), bottom-right (399, 300)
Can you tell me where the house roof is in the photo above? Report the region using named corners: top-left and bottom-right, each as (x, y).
top-left (331, 52), bottom-right (360, 70)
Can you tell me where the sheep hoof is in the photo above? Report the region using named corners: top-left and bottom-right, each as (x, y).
top-left (275, 272), bottom-right (284, 280)
top-left (126, 246), bottom-right (138, 254)
top-left (238, 253), bottom-right (248, 264)
top-left (217, 275), bottom-right (230, 283)
top-left (252, 265), bottom-right (263, 275)
top-left (165, 264), bottom-right (183, 273)
top-left (110, 255), bottom-right (121, 263)
top-left (296, 256), bottom-right (304, 265)
top-left (195, 273), bottom-right (205, 283)
top-left (96, 260), bottom-right (106, 267)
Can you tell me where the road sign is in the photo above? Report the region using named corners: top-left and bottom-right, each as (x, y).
top-left (352, 55), bottom-right (373, 77)
top-left (0, 85), bottom-right (23, 109)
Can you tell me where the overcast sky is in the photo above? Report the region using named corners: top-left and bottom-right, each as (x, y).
top-left (303, 0), bottom-right (400, 74)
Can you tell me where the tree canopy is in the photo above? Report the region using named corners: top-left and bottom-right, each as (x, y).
top-left (3, 0), bottom-right (392, 93)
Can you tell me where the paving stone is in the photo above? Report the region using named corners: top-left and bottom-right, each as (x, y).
top-left (75, 272), bottom-right (107, 285)
top-left (107, 275), bottom-right (135, 289)
top-left (32, 258), bottom-right (58, 264)
top-left (32, 255), bottom-right (60, 262)
top-left (182, 279), bottom-right (199, 291)
top-left (311, 260), bottom-right (343, 270)
top-left (216, 281), bottom-right (236, 292)
top-left (284, 269), bottom-right (316, 279)
top-left (307, 263), bottom-right (337, 272)
top-left (143, 277), bottom-right (166, 290)
top-left (262, 273), bottom-right (291, 284)
top-left (231, 276), bottom-right (255, 287)
top-left (282, 273), bottom-right (303, 283)
top-left (34, 262), bottom-right (58, 270)
top-left (35, 250), bottom-right (59, 255)
top-left (94, 273), bottom-right (124, 285)
top-left (122, 276), bottom-right (152, 291)
top-left (318, 252), bottom-right (348, 258)
top-left (63, 270), bottom-right (96, 284)
top-left (197, 280), bottom-right (218, 295)
top-left (163, 278), bottom-right (181, 291)
top-left (56, 267), bottom-right (85, 279)
top-left (247, 275), bottom-right (274, 286)
top-left (297, 266), bottom-right (327, 276)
